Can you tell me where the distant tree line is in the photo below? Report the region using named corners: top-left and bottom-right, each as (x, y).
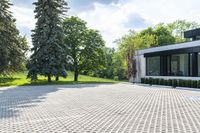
top-left (1, 0), bottom-right (200, 82)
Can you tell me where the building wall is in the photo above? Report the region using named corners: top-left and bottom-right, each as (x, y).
top-left (133, 40), bottom-right (200, 82)
top-left (135, 54), bottom-right (146, 83)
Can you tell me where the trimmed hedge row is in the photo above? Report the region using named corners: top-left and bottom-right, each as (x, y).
top-left (141, 78), bottom-right (200, 88)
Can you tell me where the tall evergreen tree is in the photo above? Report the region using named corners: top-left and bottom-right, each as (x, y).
top-left (28, 0), bottom-right (68, 82)
top-left (0, 0), bottom-right (28, 75)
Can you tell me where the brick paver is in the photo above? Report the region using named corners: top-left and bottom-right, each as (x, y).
top-left (0, 83), bottom-right (200, 133)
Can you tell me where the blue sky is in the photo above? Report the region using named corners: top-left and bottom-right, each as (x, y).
top-left (11, 0), bottom-right (200, 48)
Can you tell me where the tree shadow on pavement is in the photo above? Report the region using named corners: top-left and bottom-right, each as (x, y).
top-left (0, 84), bottom-right (101, 119)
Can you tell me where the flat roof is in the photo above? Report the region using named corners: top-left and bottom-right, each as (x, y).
top-left (137, 40), bottom-right (200, 55)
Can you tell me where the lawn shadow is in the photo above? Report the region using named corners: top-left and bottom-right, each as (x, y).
top-left (0, 84), bottom-right (101, 119)
top-left (21, 80), bottom-right (117, 86)
top-left (0, 77), bottom-right (21, 83)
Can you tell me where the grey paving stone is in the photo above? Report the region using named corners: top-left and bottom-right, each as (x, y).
top-left (0, 83), bottom-right (200, 133)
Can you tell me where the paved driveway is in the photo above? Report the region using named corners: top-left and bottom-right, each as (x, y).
top-left (0, 83), bottom-right (200, 133)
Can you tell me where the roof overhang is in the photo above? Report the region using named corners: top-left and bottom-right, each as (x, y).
top-left (137, 40), bottom-right (200, 57)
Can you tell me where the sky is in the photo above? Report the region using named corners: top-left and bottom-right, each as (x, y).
top-left (11, 0), bottom-right (200, 48)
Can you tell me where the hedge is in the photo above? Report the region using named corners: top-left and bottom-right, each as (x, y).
top-left (141, 78), bottom-right (200, 88)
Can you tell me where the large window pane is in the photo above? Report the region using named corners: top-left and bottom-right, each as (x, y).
top-left (167, 56), bottom-right (171, 75)
top-left (171, 54), bottom-right (189, 76)
top-left (146, 56), bottom-right (160, 76)
top-left (190, 53), bottom-right (193, 76)
top-left (198, 53), bottom-right (200, 76)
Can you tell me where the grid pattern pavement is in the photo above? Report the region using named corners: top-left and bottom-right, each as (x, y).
top-left (0, 83), bottom-right (200, 133)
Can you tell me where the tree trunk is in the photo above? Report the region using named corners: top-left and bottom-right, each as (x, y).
top-left (48, 75), bottom-right (51, 82)
top-left (74, 70), bottom-right (79, 82)
top-left (55, 76), bottom-right (59, 81)
top-left (74, 58), bottom-right (79, 82)
top-left (126, 49), bottom-right (135, 80)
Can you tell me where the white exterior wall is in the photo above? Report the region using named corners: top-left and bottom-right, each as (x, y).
top-left (135, 53), bottom-right (146, 83)
top-left (133, 40), bottom-right (200, 82)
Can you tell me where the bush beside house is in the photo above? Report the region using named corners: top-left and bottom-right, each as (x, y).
top-left (141, 78), bottom-right (200, 88)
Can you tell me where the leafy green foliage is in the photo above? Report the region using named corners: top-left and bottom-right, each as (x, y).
top-left (83, 47), bottom-right (115, 79)
top-left (27, 0), bottom-right (68, 82)
top-left (0, 0), bottom-right (29, 75)
top-left (167, 20), bottom-right (200, 43)
top-left (137, 24), bottom-right (176, 47)
top-left (99, 48), bottom-right (115, 79)
top-left (112, 52), bottom-right (126, 80)
top-left (63, 17), bottom-right (105, 81)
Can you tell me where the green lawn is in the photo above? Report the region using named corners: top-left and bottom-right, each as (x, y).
top-left (0, 72), bottom-right (121, 87)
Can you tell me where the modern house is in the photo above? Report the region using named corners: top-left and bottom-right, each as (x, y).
top-left (134, 28), bottom-right (200, 83)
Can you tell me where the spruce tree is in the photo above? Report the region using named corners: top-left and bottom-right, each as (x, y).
top-left (28, 0), bottom-right (68, 82)
top-left (0, 0), bottom-right (28, 75)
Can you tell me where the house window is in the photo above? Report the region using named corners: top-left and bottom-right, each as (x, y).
top-left (190, 53), bottom-right (193, 76)
top-left (146, 56), bottom-right (160, 76)
top-left (198, 53), bottom-right (200, 76)
top-left (171, 54), bottom-right (189, 76)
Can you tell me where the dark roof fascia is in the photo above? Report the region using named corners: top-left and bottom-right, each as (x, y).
top-left (144, 46), bottom-right (200, 57)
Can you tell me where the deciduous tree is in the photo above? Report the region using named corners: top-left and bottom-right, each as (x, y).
top-left (63, 17), bottom-right (105, 81)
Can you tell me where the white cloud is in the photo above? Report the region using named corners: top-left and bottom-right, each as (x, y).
top-left (76, 2), bottom-right (150, 48)
top-left (131, 0), bottom-right (200, 24)
top-left (11, 5), bottom-right (35, 47)
top-left (11, 5), bottom-right (35, 30)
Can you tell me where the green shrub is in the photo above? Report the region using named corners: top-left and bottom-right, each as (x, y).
top-left (158, 79), bottom-right (162, 85)
top-left (168, 79), bottom-right (172, 86)
top-left (143, 78), bottom-right (146, 84)
top-left (172, 79), bottom-right (177, 88)
top-left (188, 80), bottom-right (192, 88)
top-left (159, 79), bottom-right (164, 85)
top-left (164, 80), bottom-right (168, 86)
top-left (191, 80), bottom-right (198, 88)
top-left (154, 78), bottom-right (159, 85)
top-left (184, 80), bottom-right (192, 88)
top-left (151, 78), bottom-right (155, 85)
top-left (149, 78), bottom-right (153, 85)
top-left (141, 78), bottom-right (200, 88)
top-left (178, 79), bottom-right (184, 87)
top-left (141, 78), bottom-right (145, 83)
top-left (198, 80), bottom-right (200, 88)
top-left (184, 80), bottom-right (188, 87)
top-left (114, 76), bottom-right (119, 80)
top-left (145, 78), bottom-right (149, 84)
